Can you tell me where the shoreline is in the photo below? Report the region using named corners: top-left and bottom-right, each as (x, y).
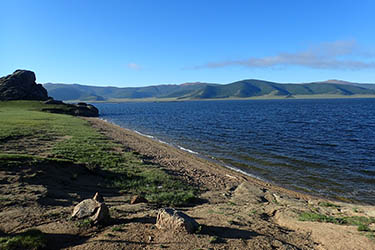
top-left (92, 117), bottom-right (363, 206)
top-left (86, 117), bottom-right (330, 203)
top-left (66, 94), bottom-right (375, 103)
top-left (100, 118), bottom-right (266, 181)
top-left (85, 117), bottom-right (375, 249)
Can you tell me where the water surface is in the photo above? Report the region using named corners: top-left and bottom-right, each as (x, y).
top-left (96, 99), bottom-right (375, 204)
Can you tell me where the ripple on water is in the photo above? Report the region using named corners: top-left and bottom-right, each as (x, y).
top-left (96, 98), bottom-right (375, 204)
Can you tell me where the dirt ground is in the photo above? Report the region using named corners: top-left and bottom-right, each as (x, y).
top-left (1, 117), bottom-right (374, 249)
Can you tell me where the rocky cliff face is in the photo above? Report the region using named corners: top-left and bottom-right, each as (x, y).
top-left (0, 70), bottom-right (48, 101)
top-left (0, 70), bottom-right (99, 117)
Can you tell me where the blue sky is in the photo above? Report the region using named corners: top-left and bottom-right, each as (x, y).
top-left (1, 0), bottom-right (375, 87)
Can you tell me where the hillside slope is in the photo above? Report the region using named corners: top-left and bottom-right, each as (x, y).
top-left (44, 79), bottom-right (375, 101)
top-left (44, 82), bottom-right (212, 101)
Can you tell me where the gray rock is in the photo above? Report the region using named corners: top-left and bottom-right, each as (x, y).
top-left (43, 98), bottom-right (64, 105)
top-left (156, 208), bottom-right (199, 233)
top-left (130, 195), bottom-right (148, 204)
top-left (91, 202), bottom-right (109, 224)
top-left (0, 70), bottom-right (48, 101)
top-left (71, 192), bottom-right (110, 225)
top-left (72, 199), bottom-right (99, 219)
top-left (93, 192), bottom-right (104, 203)
top-left (42, 102), bottom-right (99, 117)
top-left (68, 102), bottom-right (99, 117)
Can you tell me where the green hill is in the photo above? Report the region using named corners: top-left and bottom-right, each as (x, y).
top-left (44, 82), bottom-right (210, 101)
top-left (44, 79), bottom-right (375, 101)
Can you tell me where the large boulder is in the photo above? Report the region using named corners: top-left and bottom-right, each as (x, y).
top-left (156, 208), bottom-right (199, 233)
top-left (0, 70), bottom-right (48, 101)
top-left (71, 192), bottom-right (110, 225)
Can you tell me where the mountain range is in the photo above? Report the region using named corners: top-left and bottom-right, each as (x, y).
top-left (43, 79), bottom-right (375, 102)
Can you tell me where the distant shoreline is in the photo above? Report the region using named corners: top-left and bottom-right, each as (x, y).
top-left (68, 94), bottom-right (375, 103)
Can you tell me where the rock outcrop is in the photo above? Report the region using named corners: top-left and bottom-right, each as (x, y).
top-left (0, 70), bottom-right (48, 101)
top-left (0, 70), bottom-right (100, 117)
top-left (71, 192), bottom-right (110, 225)
top-left (42, 101), bottom-right (99, 117)
top-left (73, 102), bottom-right (99, 117)
top-left (156, 208), bottom-right (199, 233)
top-left (43, 98), bottom-right (64, 105)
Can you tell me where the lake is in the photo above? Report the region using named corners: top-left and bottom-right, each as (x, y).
top-left (95, 98), bottom-right (375, 204)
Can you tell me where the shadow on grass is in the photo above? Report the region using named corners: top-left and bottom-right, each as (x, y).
top-left (1, 153), bottom-right (200, 208)
top-left (0, 229), bottom-right (89, 250)
top-left (0, 156), bottom-right (120, 207)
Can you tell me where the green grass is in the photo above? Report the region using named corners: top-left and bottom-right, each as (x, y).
top-left (0, 101), bottom-right (196, 206)
top-left (358, 224), bottom-right (371, 232)
top-left (0, 100), bottom-right (75, 141)
top-left (111, 226), bottom-right (124, 232)
top-left (194, 225), bottom-right (203, 234)
top-left (299, 212), bottom-right (375, 232)
top-left (0, 229), bottom-right (46, 250)
top-left (353, 207), bottom-right (360, 213)
top-left (365, 232), bottom-right (375, 240)
top-left (76, 218), bottom-right (93, 229)
top-left (209, 236), bottom-right (226, 244)
top-left (250, 209), bottom-right (258, 215)
top-left (299, 212), bottom-right (346, 224)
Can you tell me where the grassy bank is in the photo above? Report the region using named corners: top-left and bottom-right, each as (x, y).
top-left (0, 101), bottom-right (195, 206)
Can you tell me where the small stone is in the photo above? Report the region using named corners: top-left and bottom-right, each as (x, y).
top-left (72, 199), bottom-right (98, 219)
top-left (93, 192), bottom-right (104, 202)
top-left (156, 208), bottom-right (199, 233)
top-left (71, 192), bottom-right (110, 225)
top-left (272, 239), bottom-right (283, 247)
top-left (91, 202), bottom-right (110, 224)
top-left (43, 98), bottom-right (64, 105)
top-left (130, 195), bottom-right (148, 204)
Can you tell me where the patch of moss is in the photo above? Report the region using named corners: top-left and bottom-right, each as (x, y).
top-left (0, 229), bottom-right (46, 250)
top-left (299, 212), bottom-right (346, 224)
top-left (299, 212), bottom-right (375, 232)
top-left (76, 218), bottom-right (93, 229)
top-left (357, 224), bottom-right (371, 232)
